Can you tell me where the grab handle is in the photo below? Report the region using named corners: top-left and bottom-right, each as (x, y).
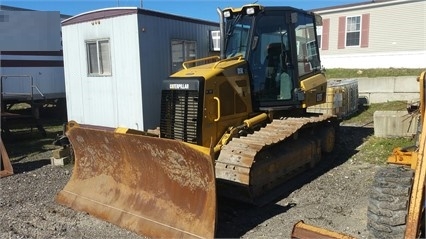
top-left (213, 97), bottom-right (221, 122)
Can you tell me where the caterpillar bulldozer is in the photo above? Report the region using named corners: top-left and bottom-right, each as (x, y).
top-left (292, 71), bottom-right (426, 239)
top-left (56, 4), bottom-right (339, 238)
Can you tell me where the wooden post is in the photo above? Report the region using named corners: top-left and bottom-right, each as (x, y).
top-left (0, 136), bottom-right (13, 178)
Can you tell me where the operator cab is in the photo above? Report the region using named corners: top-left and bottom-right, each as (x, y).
top-left (221, 4), bottom-right (322, 110)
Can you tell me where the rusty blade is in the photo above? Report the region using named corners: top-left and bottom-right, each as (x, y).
top-left (56, 124), bottom-right (216, 239)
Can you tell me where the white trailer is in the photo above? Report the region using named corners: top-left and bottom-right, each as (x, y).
top-left (62, 7), bottom-right (219, 130)
top-left (0, 10), bottom-right (65, 105)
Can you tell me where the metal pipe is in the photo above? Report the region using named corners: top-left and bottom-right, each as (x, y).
top-left (243, 113), bottom-right (268, 128)
top-left (216, 7), bottom-right (225, 59)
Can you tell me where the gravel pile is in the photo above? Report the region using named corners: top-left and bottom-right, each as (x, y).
top-left (1, 123), bottom-right (378, 239)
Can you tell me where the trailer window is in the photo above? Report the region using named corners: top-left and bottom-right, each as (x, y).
top-left (86, 39), bottom-right (111, 76)
top-left (171, 40), bottom-right (197, 73)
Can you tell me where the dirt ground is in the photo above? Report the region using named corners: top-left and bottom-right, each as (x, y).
top-left (1, 121), bottom-right (380, 239)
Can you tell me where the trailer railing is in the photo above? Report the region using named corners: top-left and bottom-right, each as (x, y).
top-left (0, 75), bottom-right (45, 104)
top-left (1, 75), bottom-right (47, 136)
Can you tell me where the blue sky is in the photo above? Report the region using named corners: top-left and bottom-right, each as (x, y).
top-left (1, 0), bottom-right (366, 21)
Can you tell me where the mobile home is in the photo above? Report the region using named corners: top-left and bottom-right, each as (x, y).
top-left (62, 7), bottom-right (219, 130)
top-left (0, 9), bottom-right (66, 105)
top-left (313, 0), bottom-right (426, 69)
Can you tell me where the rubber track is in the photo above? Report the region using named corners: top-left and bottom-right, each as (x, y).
top-left (215, 114), bottom-right (335, 187)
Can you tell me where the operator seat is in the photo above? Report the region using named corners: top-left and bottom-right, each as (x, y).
top-left (264, 43), bottom-right (292, 100)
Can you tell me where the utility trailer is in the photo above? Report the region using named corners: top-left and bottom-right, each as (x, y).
top-left (61, 7), bottom-right (219, 130)
top-left (0, 10), bottom-right (65, 108)
top-left (0, 9), bottom-right (66, 136)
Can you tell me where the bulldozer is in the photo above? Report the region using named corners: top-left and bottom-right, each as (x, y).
top-left (291, 71), bottom-right (426, 239)
top-left (56, 4), bottom-right (339, 238)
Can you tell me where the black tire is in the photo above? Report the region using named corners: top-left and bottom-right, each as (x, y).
top-left (367, 165), bottom-right (414, 239)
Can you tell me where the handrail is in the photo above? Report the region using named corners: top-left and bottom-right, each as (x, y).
top-left (212, 54), bottom-right (244, 69)
top-left (0, 75), bottom-right (45, 102)
top-left (182, 56), bottom-right (220, 69)
top-left (181, 55), bottom-right (245, 70)
top-left (32, 85), bottom-right (45, 98)
top-left (418, 71), bottom-right (425, 121)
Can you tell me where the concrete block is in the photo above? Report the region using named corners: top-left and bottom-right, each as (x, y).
top-left (331, 76), bottom-right (419, 104)
top-left (393, 77), bottom-right (420, 93)
top-left (373, 111), bottom-right (419, 138)
top-left (50, 156), bottom-right (70, 166)
top-left (52, 147), bottom-right (70, 159)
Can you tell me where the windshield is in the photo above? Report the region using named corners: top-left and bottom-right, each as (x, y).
top-left (224, 15), bottom-right (252, 58)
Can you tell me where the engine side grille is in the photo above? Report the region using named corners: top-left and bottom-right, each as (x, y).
top-left (160, 90), bottom-right (200, 144)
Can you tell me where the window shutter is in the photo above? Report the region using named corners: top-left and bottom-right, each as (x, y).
top-left (361, 13), bottom-right (370, 48)
top-left (322, 18), bottom-right (330, 50)
top-left (338, 16), bottom-right (346, 49)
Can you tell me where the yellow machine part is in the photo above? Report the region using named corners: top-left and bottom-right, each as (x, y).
top-left (55, 122), bottom-right (216, 239)
top-left (405, 113), bottom-right (425, 238)
top-left (388, 70), bottom-right (426, 238)
top-left (291, 221), bottom-right (356, 239)
top-left (0, 136), bottom-right (13, 178)
top-left (404, 70), bottom-right (426, 238)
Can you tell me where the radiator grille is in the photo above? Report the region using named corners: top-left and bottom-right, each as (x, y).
top-left (160, 90), bottom-right (200, 144)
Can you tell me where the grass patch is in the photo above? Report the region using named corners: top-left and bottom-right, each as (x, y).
top-left (352, 136), bottom-right (415, 164)
top-left (342, 100), bottom-right (418, 164)
top-left (325, 68), bottom-right (423, 79)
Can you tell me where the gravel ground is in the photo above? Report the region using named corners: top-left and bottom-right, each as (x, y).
top-left (1, 122), bottom-right (380, 239)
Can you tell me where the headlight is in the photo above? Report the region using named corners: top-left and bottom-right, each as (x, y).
top-left (246, 7), bottom-right (255, 15)
top-left (223, 10), bottom-right (231, 18)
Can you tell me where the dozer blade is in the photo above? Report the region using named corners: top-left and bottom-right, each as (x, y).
top-left (55, 122), bottom-right (216, 239)
top-left (1, 137), bottom-right (13, 178)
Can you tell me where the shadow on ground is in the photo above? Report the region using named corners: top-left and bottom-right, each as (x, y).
top-left (10, 159), bottom-right (52, 174)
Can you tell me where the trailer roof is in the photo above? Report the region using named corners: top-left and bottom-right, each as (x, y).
top-left (0, 4), bottom-right (72, 20)
top-left (61, 7), bottom-right (218, 27)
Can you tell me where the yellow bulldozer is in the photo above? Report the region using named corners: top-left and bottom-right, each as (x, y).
top-left (56, 4), bottom-right (340, 238)
top-left (292, 71), bottom-right (426, 239)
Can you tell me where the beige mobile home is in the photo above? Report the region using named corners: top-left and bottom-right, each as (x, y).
top-left (62, 7), bottom-right (219, 130)
top-left (313, 0), bottom-right (426, 69)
